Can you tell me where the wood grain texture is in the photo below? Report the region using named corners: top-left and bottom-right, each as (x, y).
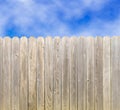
top-left (1, 37), bottom-right (120, 110)
top-left (37, 37), bottom-right (45, 110)
top-left (61, 37), bottom-right (70, 110)
top-left (0, 38), bottom-right (3, 110)
top-left (12, 37), bottom-right (20, 110)
top-left (77, 37), bottom-right (87, 110)
top-left (28, 37), bottom-right (37, 110)
top-left (94, 37), bottom-right (103, 110)
top-left (3, 37), bottom-right (12, 110)
top-left (53, 37), bottom-right (62, 110)
top-left (45, 37), bottom-right (54, 110)
top-left (103, 37), bottom-right (110, 110)
top-left (86, 37), bottom-right (94, 110)
top-left (70, 37), bottom-right (77, 110)
top-left (20, 37), bottom-right (28, 110)
top-left (118, 37), bottom-right (120, 110)
top-left (111, 37), bottom-right (120, 110)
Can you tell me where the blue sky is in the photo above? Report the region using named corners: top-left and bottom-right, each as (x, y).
top-left (0, 0), bottom-right (120, 37)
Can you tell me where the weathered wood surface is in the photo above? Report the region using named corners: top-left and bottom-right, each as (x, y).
top-left (37, 37), bottom-right (45, 110)
top-left (103, 37), bottom-right (110, 110)
top-left (86, 37), bottom-right (94, 110)
top-left (94, 37), bottom-right (103, 110)
top-left (53, 37), bottom-right (62, 110)
top-left (111, 37), bottom-right (120, 110)
top-left (77, 37), bottom-right (87, 110)
top-left (28, 37), bottom-right (37, 110)
top-left (45, 37), bottom-right (54, 110)
top-left (0, 38), bottom-right (3, 110)
top-left (12, 37), bottom-right (20, 110)
top-left (20, 37), bottom-right (28, 110)
top-left (3, 38), bottom-right (11, 110)
top-left (70, 37), bottom-right (77, 110)
top-left (62, 37), bottom-right (70, 110)
top-left (0, 37), bottom-right (120, 110)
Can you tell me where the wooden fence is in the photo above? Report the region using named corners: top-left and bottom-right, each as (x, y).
top-left (0, 37), bottom-right (119, 110)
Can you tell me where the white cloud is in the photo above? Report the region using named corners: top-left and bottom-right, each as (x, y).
top-left (77, 16), bottom-right (120, 36)
top-left (82, 0), bottom-right (109, 10)
top-left (0, 0), bottom-right (118, 36)
top-left (0, 11), bottom-right (10, 35)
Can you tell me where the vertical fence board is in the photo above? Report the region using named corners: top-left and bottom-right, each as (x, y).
top-left (70, 37), bottom-right (77, 110)
top-left (77, 37), bottom-right (87, 110)
top-left (94, 37), bottom-right (103, 110)
top-left (45, 37), bottom-right (54, 110)
top-left (78, 37), bottom-right (84, 110)
top-left (0, 38), bottom-right (3, 110)
top-left (20, 37), bottom-right (28, 110)
top-left (28, 37), bottom-right (37, 110)
top-left (118, 38), bottom-right (120, 110)
top-left (86, 37), bottom-right (94, 110)
top-left (37, 37), bottom-right (45, 110)
top-left (12, 37), bottom-right (20, 110)
top-left (111, 37), bottom-right (119, 110)
top-left (62, 37), bottom-right (70, 110)
top-left (53, 37), bottom-right (62, 110)
top-left (3, 38), bottom-right (11, 110)
top-left (103, 37), bottom-right (110, 110)
top-left (83, 38), bottom-right (87, 110)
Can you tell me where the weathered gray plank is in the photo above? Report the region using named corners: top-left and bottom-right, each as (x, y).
top-left (77, 37), bottom-right (87, 110)
top-left (70, 37), bottom-right (77, 110)
top-left (12, 37), bottom-right (20, 110)
top-left (118, 37), bottom-right (120, 110)
top-left (45, 37), bottom-right (54, 110)
top-left (86, 37), bottom-right (94, 110)
top-left (20, 37), bottom-right (28, 110)
top-left (28, 37), bottom-right (37, 110)
top-left (62, 37), bottom-right (70, 110)
top-left (3, 37), bottom-right (11, 110)
top-left (53, 37), bottom-right (62, 110)
top-left (0, 38), bottom-right (3, 110)
top-left (37, 37), bottom-right (45, 110)
top-left (103, 37), bottom-right (110, 110)
top-left (111, 37), bottom-right (120, 110)
top-left (94, 37), bottom-right (103, 110)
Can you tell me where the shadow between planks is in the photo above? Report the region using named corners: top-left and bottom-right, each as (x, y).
top-left (0, 37), bottom-right (119, 110)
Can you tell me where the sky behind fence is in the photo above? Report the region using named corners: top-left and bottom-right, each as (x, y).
top-left (0, 0), bottom-right (120, 37)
